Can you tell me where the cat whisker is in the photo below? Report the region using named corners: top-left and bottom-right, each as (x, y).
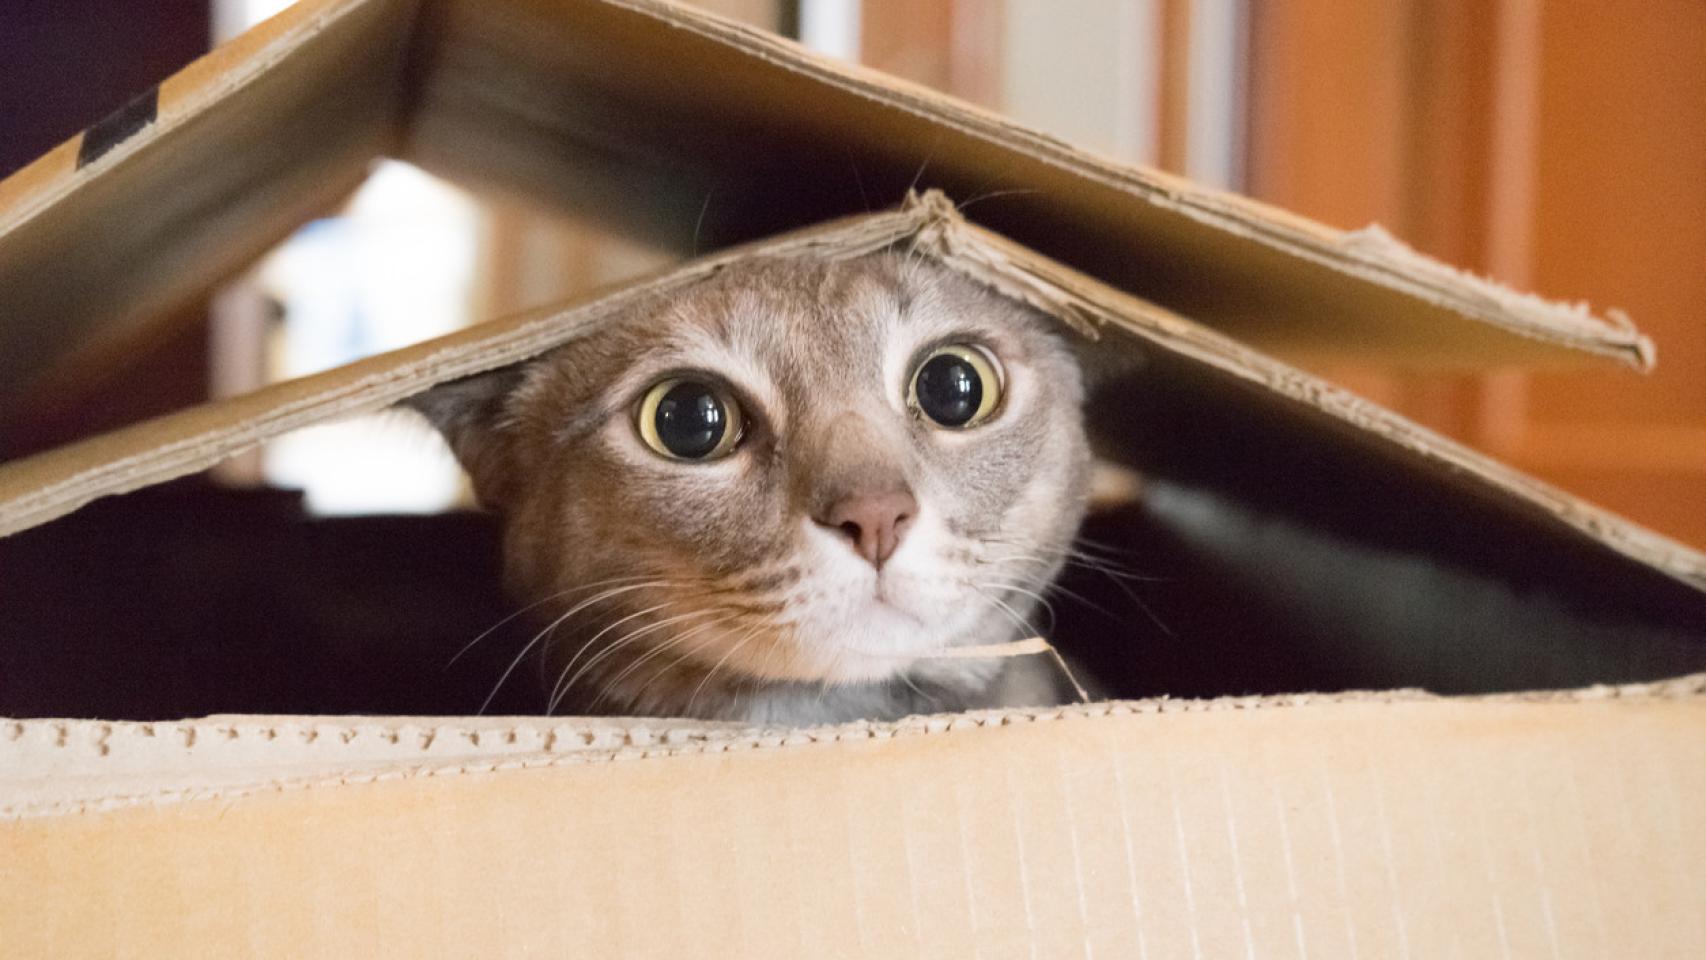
top-left (692, 188), bottom-right (714, 257)
top-left (969, 585), bottom-right (1045, 641)
top-left (633, 617), bottom-right (749, 712)
top-left (987, 545), bottom-right (1176, 638)
top-left (733, 630), bottom-right (791, 715)
top-left (955, 187), bottom-right (1043, 214)
top-left (904, 138), bottom-right (939, 198)
top-left (813, 646), bottom-right (846, 709)
top-left (447, 574), bottom-right (671, 670)
top-left (445, 587), bottom-right (576, 671)
top-left (846, 153), bottom-right (871, 213)
top-left (980, 538), bottom-right (1169, 582)
top-left (551, 606), bottom-right (718, 713)
top-left (1061, 556), bottom-right (1170, 584)
top-left (892, 665), bottom-right (935, 708)
top-left (1072, 534), bottom-right (1148, 560)
top-left (972, 579), bottom-right (1058, 633)
top-left (589, 612), bottom-right (741, 711)
top-left (685, 625), bottom-right (766, 717)
top-left (477, 580), bottom-right (672, 715)
top-left (979, 575), bottom-right (1138, 632)
top-left (546, 600), bottom-right (680, 713)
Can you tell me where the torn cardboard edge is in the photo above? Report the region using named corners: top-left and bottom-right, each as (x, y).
top-left (5, 672), bottom-right (1701, 821)
top-left (1, 192), bottom-right (1703, 591)
top-left (613, 0), bottom-right (1654, 369)
top-left (0, 0), bottom-right (1653, 385)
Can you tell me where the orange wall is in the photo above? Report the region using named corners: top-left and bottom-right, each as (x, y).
top-left (1246, 0), bottom-right (1706, 549)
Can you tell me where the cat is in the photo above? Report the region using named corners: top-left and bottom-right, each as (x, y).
top-left (405, 252), bottom-right (1093, 725)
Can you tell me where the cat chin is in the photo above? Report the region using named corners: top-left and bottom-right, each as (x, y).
top-left (765, 580), bottom-right (1012, 685)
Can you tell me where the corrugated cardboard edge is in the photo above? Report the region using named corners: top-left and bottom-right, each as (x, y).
top-left (2, 192), bottom-right (1703, 592)
top-left (0, 0), bottom-right (1651, 373)
top-left (0, 0), bottom-right (394, 238)
top-left (4, 672), bottom-right (1701, 821)
top-left (907, 194), bottom-right (1706, 591)
top-left (0, 206), bottom-right (921, 536)
top-left (604, 0), bottom-right (1654, 370)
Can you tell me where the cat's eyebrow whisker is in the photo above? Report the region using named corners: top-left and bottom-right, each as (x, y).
top-left (955, 187), bottom-right (1044, 214)
top-left (904, 138), bottom-right (939, 198)
top-left (477, 580), bottom-right (672, 715)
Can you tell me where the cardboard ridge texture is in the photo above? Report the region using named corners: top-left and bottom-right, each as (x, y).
top-left (5, 672), bottom-right (1703, 821)
top-left (2, 1), bottom-right (1704, 956)
top-left (4, 194), bottom-right (1703, 590)
top-left (0, 0), bottom-right (1656, 396)
top-left (3, 675), bottom-right (1704, 957)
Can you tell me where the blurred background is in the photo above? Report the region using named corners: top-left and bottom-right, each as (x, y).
top-left (3, 0), bottom-right (1703, 545)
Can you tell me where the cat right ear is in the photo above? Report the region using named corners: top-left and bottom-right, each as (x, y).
top-left (399, 366), bottom-right (526, 508)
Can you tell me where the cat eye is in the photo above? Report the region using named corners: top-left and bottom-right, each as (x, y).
top-left (909, 344), bottom-right (1004, 429)
top-left (636, 378), bottom-right (745, 461)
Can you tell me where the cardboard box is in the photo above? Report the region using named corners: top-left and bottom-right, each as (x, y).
top-left (2, 1), bottom-right (1702, 956)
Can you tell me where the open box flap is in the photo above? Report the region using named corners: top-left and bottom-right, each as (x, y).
top-left (2, 196), bottom-right (1701, 597)
top-left (0, 0), bottom-right (1652, 397)
top-left (4, 676), bottom-right (1704, 955)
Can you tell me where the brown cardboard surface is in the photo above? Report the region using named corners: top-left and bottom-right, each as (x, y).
top-left (2, 5), bottom-right (1702, 950)
top-left (0, 0), bottom-right (417, 393)
top-left (4, 196), bottom-right (1703, 597)
top-left (0, 204), bottom-right (919, 537)
top-left (0, 0), bottom-right (1653, 394)
top-left (3, 677), bottom-right (1703, 957)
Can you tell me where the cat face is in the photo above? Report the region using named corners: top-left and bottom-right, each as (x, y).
top-left (411, 252), bottom-right (1090, 717)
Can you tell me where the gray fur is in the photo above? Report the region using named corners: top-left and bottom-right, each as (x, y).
top-left (405, 253), bottom-right (1091, 724)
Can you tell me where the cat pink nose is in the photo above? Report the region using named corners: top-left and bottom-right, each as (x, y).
top-left (818, 489), bottom-right (918, 568)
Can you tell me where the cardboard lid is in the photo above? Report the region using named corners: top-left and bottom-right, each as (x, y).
top-left (2, 195), bottom-right (1703, 602)
top-left (4, 675), bottom-right (1704, 956)
top-left (0, 0), bottom-right (1653, 397)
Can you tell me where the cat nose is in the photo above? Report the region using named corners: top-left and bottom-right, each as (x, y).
top-left (816, 489), bottom-right (918, 568)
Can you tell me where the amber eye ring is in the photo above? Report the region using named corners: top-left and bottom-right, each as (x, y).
top-left (908, 344), bottom-right (1004, 429)
top-left (636, 378), bottom-right (745, 461)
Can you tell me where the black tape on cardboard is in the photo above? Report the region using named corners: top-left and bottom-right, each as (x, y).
top-left (76, 87), bottom-right (159, 169)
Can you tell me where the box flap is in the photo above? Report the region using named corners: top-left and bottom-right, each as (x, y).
top-left (2, 196), bottom-right (1700, 597)
top-left (0, 0), bottom-right (1651, 397)
top-left (0, 0), bottom-right (419, 396)
top-left (4, 676), bottom-right (1703, 956)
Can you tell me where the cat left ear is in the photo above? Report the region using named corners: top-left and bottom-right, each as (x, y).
top-left (399, 365), bottom-right (526, 508)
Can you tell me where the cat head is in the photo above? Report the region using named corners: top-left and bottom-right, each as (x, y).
top-left (407, 252), bottom-right (1090, 716)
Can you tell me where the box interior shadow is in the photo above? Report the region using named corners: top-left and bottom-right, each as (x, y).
top-left (6, 341), bottom-right (1702, 722)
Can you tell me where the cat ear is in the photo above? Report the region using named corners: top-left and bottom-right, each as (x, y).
top-left (399, 366), bottom-right (527, 508)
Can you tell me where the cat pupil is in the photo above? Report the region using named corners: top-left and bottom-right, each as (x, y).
top-left (916, 353), bottom-right (982, 427)
top-left (655, 381), bottom-right (727, 458)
